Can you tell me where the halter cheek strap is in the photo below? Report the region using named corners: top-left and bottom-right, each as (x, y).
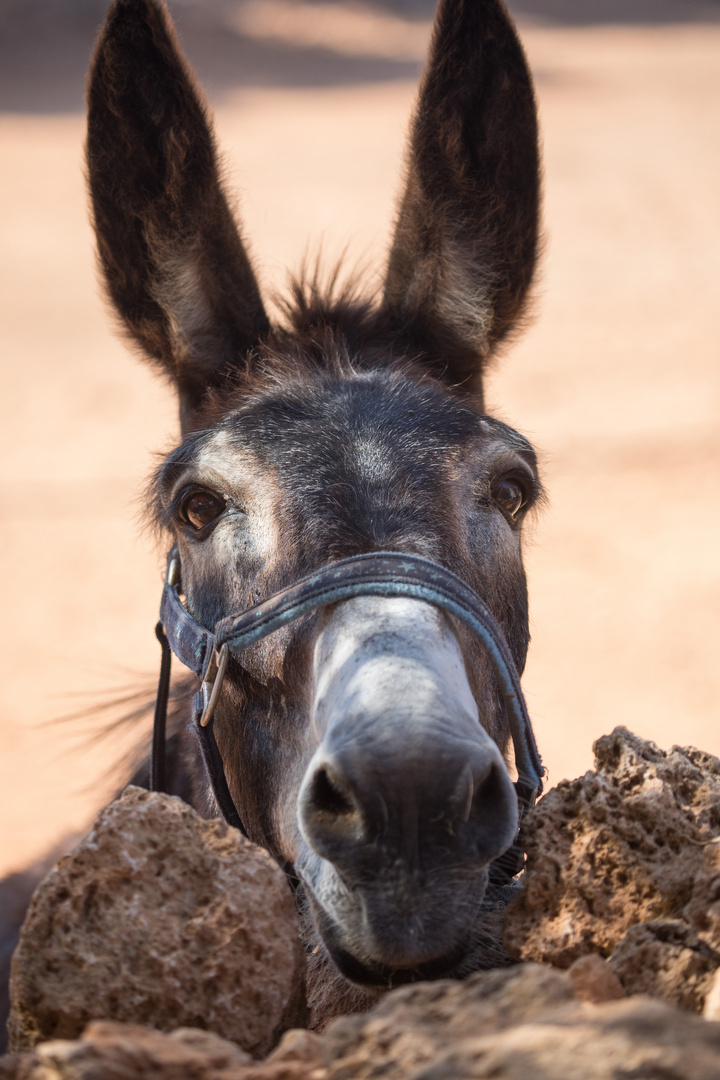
top-left (153, 550), bottom-right (544, 867)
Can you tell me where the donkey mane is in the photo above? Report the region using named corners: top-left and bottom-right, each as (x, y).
top-left (178, 265), bottom-right (489, 440)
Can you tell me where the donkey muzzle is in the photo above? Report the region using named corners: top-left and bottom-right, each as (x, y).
top-left (295, 594), bottom-right (519, 975)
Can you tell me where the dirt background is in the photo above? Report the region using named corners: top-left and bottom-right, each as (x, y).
top-left (1, 0), bottom-right (719, 877)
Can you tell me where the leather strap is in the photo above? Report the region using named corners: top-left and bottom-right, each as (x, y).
top-left (151, 621), bottom-right (172, 794)
top-left (159, 575), bottom-right (212, 679)
top-left (153, 550), bottom-right (544, 873)
top-left (193, 687), bottom-right (247, 834)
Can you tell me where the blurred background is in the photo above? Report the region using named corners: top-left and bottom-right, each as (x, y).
top-left (1, 0), bottom-right (720, 876)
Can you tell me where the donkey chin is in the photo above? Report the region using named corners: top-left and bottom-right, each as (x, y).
top-left (294, 594), bottom-right (520, 987)
top-left (296, 839), bottom-right (514, 989)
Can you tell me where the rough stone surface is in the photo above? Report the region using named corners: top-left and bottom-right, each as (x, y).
top-left (7, 788), bottom-right (305, 1057)
top-left (566, 954), bottom-right (625, 1003)
top-left (0, 1022), bottom-right (253, 1080)
top-left (704, 967), bottom-right (720, 1021)
top-left (609, 920), bottom-right (720, 1012)
top-left (3, 964), bottom-right (720, 1080)
top-left (321, 963), bottom-right (577, 1076)
top-left (504, 727), bottom-right (720, 1002)
top-left (320, 963), bottom-right (720, 1080)
top-left (0, 1021), bottom-right (327, 1080)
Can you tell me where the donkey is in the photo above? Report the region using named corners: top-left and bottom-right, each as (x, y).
top-left (2, 0), bottom-right (543, 1040)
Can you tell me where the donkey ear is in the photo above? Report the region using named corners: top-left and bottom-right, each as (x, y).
top-left (383, 0), bottom-right (540, 394)
top-left (86, 0), bottom-right (269, 431)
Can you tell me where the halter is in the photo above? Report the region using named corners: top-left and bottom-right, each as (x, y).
top-left (152, 550), bottom-right (544, 882)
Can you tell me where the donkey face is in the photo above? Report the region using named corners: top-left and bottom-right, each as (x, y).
top-left (87, 0), bottom-right (541, 987)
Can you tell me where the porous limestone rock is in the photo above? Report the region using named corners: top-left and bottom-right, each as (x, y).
top-left (609, 920), bottom-right (720, 1012)
top-left (566, 954), bottom-right (624, 1003)
top-left (0, 1022), bottom-right (253, 1080)
top-left (0, 1021), bottom-right (324, 1080)
top-left (3, 964), bottom-right (720, 1080)
top-left (704, 967), bottom-right (720, 1021)
top-left (319, 963), bottom-right (720, 1080)
top-left (321, 962), bottom-right (577, 1076)
top-left (7, 788), bottom-right (305, 1057)
top-left (503, 726), bottom-right (720, 1012)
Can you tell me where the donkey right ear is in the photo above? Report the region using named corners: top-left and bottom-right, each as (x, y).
top-left (86, 0), bottom-right (269, 432)
top-left (383, 0), bottom-right (541, 398)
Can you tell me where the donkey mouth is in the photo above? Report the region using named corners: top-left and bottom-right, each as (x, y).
top-left (303, 874), bottom-right (488, 989)
top-left (312, 900), bottom-right (479, 988)
top-left (322, 929), bottom-right (473, 989)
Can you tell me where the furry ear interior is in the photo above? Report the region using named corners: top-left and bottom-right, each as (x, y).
top-left (86, 0), bottom-right (269, 431)
top-left (383, 0), bottom-right (541, 398)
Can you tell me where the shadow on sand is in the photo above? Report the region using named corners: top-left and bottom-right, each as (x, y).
top-left (1, 0), bottom-right (718, 113)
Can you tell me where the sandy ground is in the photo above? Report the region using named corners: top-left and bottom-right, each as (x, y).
top-left (1, 1), bottom-right (720, 877)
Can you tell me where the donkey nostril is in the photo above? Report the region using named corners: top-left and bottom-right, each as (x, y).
top-left (467, 759), bottom-right (519, 860)
top-left (311, 765), bottom-right (356, 819)
top-left (300, 761), bottom-right (366, 860)
top-left (451, 761), bottom-right (477, 824)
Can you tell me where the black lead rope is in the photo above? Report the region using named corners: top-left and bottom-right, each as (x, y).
top-left (151, 621), bottom-right (172, 796)
top-left (151, 550), bottom-right (544, 880)
top-left (194, 714), bottom-right (247, 834)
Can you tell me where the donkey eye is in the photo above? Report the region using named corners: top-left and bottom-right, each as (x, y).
top-left (180, 490), bottom-right (226, 531)
top-left (492, 478), bottom-right (526, 519)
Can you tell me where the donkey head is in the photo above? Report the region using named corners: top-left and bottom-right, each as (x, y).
top-left (87, 0), bottom-right (541, 988)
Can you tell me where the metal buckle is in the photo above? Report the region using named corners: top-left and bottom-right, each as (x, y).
top-left (199, 643), bottom-right (229, 728)
top-left (167, 556), bottom-right (179, 589)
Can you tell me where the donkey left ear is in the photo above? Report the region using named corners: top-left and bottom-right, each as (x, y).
top-left (86, 0), bottom-right (269, 431)
top-left (383, 0), bottom-right (541, 397)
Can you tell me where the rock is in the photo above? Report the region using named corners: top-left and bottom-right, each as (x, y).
top-left (704, 967), bottom-right (720, 1021)
top-left (263, 1027), bottom-right (324, 1069)
top-left (504, 727), bottom-right (720, 988)
top-left (0, 1020), bottom-right (325, 1080)
top-left (320, 963), bottom-right (720, 1080)
top-left (4, 963), bottom-right (720, 1080)
top-left (321, 963), bottom-right (578, 1077)
top-left (609, 920), bottom-right (720, 1012)
top-left (8, 788), bottom-right (305, 1057)
top-left (0, 1021), bottom-right (253, 1080)
top-left (683, 835), bottom-right (720, 947)
top-left (567, 954), bottom-right (624, 1003)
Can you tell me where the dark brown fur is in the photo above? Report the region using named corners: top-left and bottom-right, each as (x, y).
top-left (86, 0), bottom-right (270, 430)
top-left (87, 0), bottom-right (539, 427)
top-left (384, 0), bottom-right (541, 391)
